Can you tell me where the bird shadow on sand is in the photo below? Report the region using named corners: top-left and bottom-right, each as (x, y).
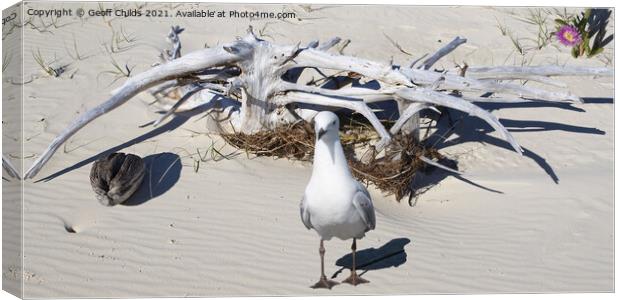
top-left (331, 237), bottom-right (411, 279)
top-left (122, 152), bottom-right (182, 206)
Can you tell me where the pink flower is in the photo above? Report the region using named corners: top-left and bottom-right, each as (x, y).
top-left (556, 25), bottom-right (582, 46)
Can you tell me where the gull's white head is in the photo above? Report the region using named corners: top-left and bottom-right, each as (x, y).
top-left (314, 111), bottom-right (340, 142)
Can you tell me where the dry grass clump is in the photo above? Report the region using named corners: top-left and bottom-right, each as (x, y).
top-left (221, 121), bottom-right (315, 161)
top-left (346, 135), bottom-right (443, 200)
top-left (220, 120), bottom-right (444, 201)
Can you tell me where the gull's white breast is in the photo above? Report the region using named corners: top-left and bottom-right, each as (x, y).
top-left (305, 177), bottom-right (368, 241)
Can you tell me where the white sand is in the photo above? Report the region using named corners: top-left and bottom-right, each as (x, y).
top-left (2, 2), bottom-right (614, 297)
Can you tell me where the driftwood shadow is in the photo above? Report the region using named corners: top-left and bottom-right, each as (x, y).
top-left (587, 9), bottom-right (614, 50)
top-left (331, 237), bottom-right (411, 279)
top-left (123, 152), bottom-right (182, 206)
top-left (411, 156), bottom-right (503, 202)
top-left (33, 92), bottom-right (239, 183)
top-left (36, 115), bottom-right (191, 182)
top-left (477, 97), bottom-right (614, 113)
top-left (581, 97), bottom-right (614, 104)
top-left (424, 104), bottom-right (607, 185)
top-left (34, 94), bottom-right (235, 183)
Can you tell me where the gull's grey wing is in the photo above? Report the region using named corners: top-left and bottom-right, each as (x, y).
top-left (300, 195), bottom-right (313, 229)
top-left (353, 183), bottom-right (376, 231)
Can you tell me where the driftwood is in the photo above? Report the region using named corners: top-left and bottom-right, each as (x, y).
top-left (90, 153), bottom-right (145, 206)
top-left (23, 26), bottom-right (612, 179)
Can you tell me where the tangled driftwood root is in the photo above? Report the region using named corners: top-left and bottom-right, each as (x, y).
top-left (22, 26), bottom-right (611, 182)
top-left (221, 120), bottom-right (443, 201)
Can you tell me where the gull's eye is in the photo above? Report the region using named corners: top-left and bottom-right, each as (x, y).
top-left (332, 121), bottom-right (336, 125)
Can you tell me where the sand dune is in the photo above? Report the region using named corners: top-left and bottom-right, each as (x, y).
top-left (2, 2), bottom-right (613, 297)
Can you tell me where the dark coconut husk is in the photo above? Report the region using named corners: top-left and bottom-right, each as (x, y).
top-left (220, 120), bottom-right (444, 201)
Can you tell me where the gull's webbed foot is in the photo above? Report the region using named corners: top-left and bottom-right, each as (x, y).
top-left (342, 272), bottom-right (369, 286)
top-left (311, 276), bottom-right (339, 289)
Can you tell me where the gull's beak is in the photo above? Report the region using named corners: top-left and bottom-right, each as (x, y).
top-left (317, 128), bottom-right (327, 140)
top-left (327, 140), bottom-right (336, 164)
top-left (316, 127), bottom-right (336, 163)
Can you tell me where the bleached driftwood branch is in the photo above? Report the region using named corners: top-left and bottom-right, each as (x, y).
top-left (464, 65), bottom-right (613, 77)
top-left (419, 36), bottom-right (467, 70)
top-left (23, 27), bottom-right (612, 179)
